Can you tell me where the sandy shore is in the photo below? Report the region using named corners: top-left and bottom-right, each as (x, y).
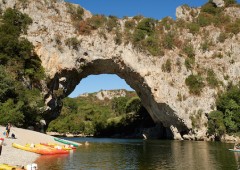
top-left (0, 126), bottom-right (73, 166)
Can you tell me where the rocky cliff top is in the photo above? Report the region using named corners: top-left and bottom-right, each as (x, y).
top-left (80, 89), bottom-right (132, 100)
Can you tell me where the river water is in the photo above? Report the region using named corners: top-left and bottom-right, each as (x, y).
top-left (35, 138), bottom-right (240, 170)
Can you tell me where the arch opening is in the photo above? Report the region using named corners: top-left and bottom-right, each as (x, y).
top-left (45, 58), bottom-right (189, 139)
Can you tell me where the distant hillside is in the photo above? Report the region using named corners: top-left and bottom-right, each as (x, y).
top-left (47, 90), bottom-right (155, 138)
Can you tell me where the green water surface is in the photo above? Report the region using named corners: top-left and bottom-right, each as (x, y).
top-left (35, 138), bottom-right (239, 170)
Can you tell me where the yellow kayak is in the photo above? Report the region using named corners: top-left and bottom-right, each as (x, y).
top-left (12, 143), bottom-right (68, 155)
top-left (0, 164), bottom-right (17, 170)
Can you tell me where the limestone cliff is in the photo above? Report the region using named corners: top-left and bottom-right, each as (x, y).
top-left (1, 0), bottom-right (239, 140)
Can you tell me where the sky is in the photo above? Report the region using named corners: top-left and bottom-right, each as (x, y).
top-left (67, 0), bottom-right (238, 98)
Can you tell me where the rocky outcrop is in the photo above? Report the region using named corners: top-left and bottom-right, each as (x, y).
top-left (1, 0), bottom-right (240, 140)
top-left (80, 89), bottom-right (128, 100)
top-left (213, 0), bottom-right (225, 7)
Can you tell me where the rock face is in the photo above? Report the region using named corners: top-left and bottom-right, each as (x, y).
top-left (1, 0), bottom-right (240, 140)
top-left (88, 90), bottom-right (127, 101)
top-left (213, 0), bottom-right (225, 7)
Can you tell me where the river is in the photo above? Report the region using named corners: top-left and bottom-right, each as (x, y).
top-left (35, 138), bottom-right (240, 170)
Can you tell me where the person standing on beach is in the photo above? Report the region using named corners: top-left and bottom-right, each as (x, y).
top-left (6, 123), bottom-right (11, 138)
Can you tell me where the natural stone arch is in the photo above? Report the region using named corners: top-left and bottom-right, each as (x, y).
top-left (4, 0), bottom-right (240, 140)
top-left (45, 57), bottom-right (188, 140)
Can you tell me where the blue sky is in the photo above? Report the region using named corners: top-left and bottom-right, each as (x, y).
top-left (67, 0), bottom-right (238, 98)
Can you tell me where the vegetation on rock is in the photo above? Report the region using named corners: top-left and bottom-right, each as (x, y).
top-left (185, 74), bottom-right (205, 95)
top-left (0, 8), bottom-right (45, 127)
top-left (208, 84), bottom-right (240, 137)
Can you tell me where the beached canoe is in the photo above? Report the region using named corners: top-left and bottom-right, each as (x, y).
top-left (54, 137), bottom-right (81, 147)
top-left (229, 149), bottom-right (240, 152)
top-left (34, 144), bottom-right (70, 154)
top-left (40, 142), bottom-right (76, 150)
top-left (12, 143), bottom-right (69, 155)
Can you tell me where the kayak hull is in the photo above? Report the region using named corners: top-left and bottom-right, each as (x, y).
top-left (0, 164), bottom-right (17, 170)
top-left (229, 149), bottom-right (240, 152)
top-left (12, 143), bottom-right (69, 155)
top-left (54, 137), bottom-right (80, 147)
top-left (40, 142), bottom-right (76, 150)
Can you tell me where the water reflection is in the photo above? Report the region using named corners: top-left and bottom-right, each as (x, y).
top-left (234, 152), bottom-right (240, 170)
top-left (35, 138), bottom-right (239, 170)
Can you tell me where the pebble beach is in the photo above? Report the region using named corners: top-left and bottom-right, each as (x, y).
top-left (0, 126), bottom-right (64, 167)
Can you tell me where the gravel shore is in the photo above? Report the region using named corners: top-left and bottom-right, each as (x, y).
top-left (0, 126), bottom-right (63, 166)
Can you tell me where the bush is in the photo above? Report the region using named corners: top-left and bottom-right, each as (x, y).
top-left (143, 35), bottom-right (162, 56)
top-left (78, 20), bottom-right (91, 35)
top-left (125, 97), bottom-right (141, 113)
top-left (206, 69), bottom-right (219, 88)
top-left (185, 74), bottom-right (205, 95)
top-left (66, 3), bottom-right (84, 21)
top-left (87, 15), bottom-right (107, 30)
top-left (224, 0), bottom-right (237, 6)
top-left (136, 18), bottom-right (156, 36)
top-left (215, 85), bottom-right (240, 133)
top-left (114, 30), bottom-right (122, 45)
top-left (106, 15), bottom-right (119, 32)
top-left (201, 2), bottom-right (220, 15)
top-left (162, 32), bottom-right (175, 49)
top-left (159, 17), bottom-right (174, 31)
top-left (162, 59), bottom-right (172, 73)
top-left (217, 32), bottom-right (227, 43)
top-left (65, 37), bottom-right (81, 50)
top-left (197, 13), bottom-right (215, 27)
top-left (184, 57), bottom-right (195, 70)
top-left (187, 23), bottom-right (200, 34)
top-left (225, 19), bottom-right (240, 34)
top-left (111, 97), bottom-right (128, 115)
top-left (132, 17), bottom-right (164, 55)
top-left (124, 20), bottom-right (136, 30)
top-left (207, 110), bottom-right (226, 136)
top-left (2, 8), bottom-right (32, 35)
top-left (183, 43), bottom-right (195, 58)
top-left (0, 8), bottom-right (45, 127)
top-left (200, 40), bottom-right (212, 52)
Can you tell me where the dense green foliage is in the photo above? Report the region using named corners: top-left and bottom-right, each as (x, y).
top-left (207, 111), bottom-right (226, 136)
top-left (0, 8), bottom-right (45, 127)
top-left (47, 91), bottom-right (155, 137)
top-left (208, 85), bottom-right (240, 137)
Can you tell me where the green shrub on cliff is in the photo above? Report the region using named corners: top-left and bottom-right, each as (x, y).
top-left (207, 110), bottom-right (226, 136)
top-left (208, 84), bottom-right (240, 136)
top-left (223, 0), bottom-right (237, 6)
top-left (132, 18), bottom-right (163, 56)
top-left (185, 74), bottom-right (205, 95)
top-left (206, 69), bottom-right (219, 88)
